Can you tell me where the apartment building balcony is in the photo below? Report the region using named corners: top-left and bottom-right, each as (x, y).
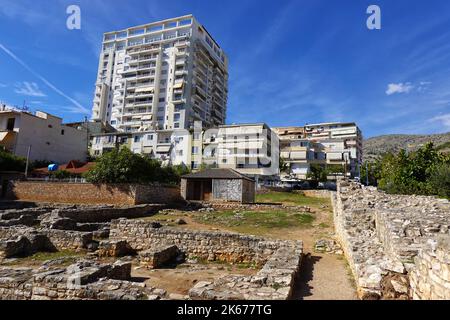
top-left (136, 73), bottom-right (154, 80)
top-left (136, 64), bottom-right (156, 71)
top-left (0, 130), bottom-right (17, 152)
top-left (121, 68), bottom-right (138, 75)
top-left (175, 69), bottom-right (188, 77)
top-left (128, 46), bottom-right (160, 55)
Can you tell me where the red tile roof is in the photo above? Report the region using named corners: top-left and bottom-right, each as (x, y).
top-left (33, 161), bottom-right (95, 176)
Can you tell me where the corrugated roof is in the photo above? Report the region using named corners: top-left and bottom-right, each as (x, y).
top-left (182, 168), bottom-right (254, 181)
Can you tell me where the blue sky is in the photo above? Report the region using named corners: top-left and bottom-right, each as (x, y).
top-left (1, 0), bottom-right (450, 138)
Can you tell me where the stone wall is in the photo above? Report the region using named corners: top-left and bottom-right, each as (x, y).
top-left (333, 180), bottom-right (450, 300)
top-left (55, 204), bottom-right (163, 223)
top-left (0, 226), bottom-right (93, 253)
top-left (0, 260), bottom-right (167, 300)
top-left (110, 219), bottom-right (288, 265)
top-left (189, 243), bottom-right (303, 300)
top-left (6, 181), bottom-right (182, 205)
top-left (410, 237), bottom-right (450, 300)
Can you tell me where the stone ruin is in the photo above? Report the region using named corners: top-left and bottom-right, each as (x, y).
top-left (333, 180), bottom-right (450, 300)
top-left (109, 219), bottom-right (303, 300)
top-left (0, 201), bottom-right (303, 300)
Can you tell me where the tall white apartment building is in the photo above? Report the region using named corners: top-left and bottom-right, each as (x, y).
top-left (91, 15), bottom-right (228, 133)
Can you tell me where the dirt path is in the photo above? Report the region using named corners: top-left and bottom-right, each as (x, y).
top-left (291, 252), bottom-right (357, 300)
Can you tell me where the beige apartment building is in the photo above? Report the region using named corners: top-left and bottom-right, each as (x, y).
top-left (274, 122), bottom-right (363, 180)
top-left (91, 14), bottom-right (228, 133)
top-left (0, 108), bottom-right (88, 163)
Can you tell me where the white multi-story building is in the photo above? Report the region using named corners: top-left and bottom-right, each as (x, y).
top-left (129, 129), bottom-right (193, 167)
top-left (0, 108), bottom-right (87, 163)
top-left (91, 14), bottom-right (228, 133)
top-left (211, 123), bottom-right (280, 180)
top-left (274, 122), bottom-right (363, 180)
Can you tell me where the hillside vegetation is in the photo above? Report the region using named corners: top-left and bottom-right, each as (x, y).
top-left (364, 132), bottom-right (450, 161)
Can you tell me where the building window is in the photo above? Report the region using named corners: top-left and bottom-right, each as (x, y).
top-left (193, 133), bottom-right (200, 140)
top-left (191, 162), bottom-right (198, 169)
top-left (174, 123), bottom-right (180, 128)
top-left (61, 129), bottom-right (65, 135)
top-left (159, 97), bottom-right (165, 103)
top-left (134, 136), bottom-right (141, 143)
top-left (192, 147), bottom-right (199, 154)
top-left (147, 135), bottom-right (153, 141)
top-left (48, 124), bottom-right (53, 128)
top-left (177, 150), bottom-right (183, 156)
top-left (6, 118), bottom-right (15, 131)
top-left (174, 114), bottom-right (180, 121)
top-left (222, 159), bottom-right (227, 164)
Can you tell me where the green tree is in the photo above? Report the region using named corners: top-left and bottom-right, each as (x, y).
top-left (307, 164), bottom-right (328, 183)
top-left (378, 142), bottom-right (450, 196)
top-left (0, 150), bottom-right (26, 172)
top-left (360, 160), bottom-right (382, 186)
top-left (428, 163), bottom-right (450, 199)
top-left (83, 147), bottom-right (187, 184)
top-left (279, 157), bottom-right (289, 174)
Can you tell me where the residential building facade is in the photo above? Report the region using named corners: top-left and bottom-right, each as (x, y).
top-left (0, 109), bottom-right (88, 163)
top-left (274, 122), bottom-right (363, 180)
top-left (211, 123), bottom-right (280, 180)
top-left (90, 132), bottom-right (132, 157)
top-left (91, 14), bottom-right (228, 133)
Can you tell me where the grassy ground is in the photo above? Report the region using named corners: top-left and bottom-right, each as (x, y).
top-left (1, 250), bottom-right (84, 267)
top-left (193, 210), bottom-right (314, 235)
top-left (256, 192), bottom-right (332, 210)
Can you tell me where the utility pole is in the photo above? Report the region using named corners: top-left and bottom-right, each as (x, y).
top-left (25, 145), bottom-right (31, 178)
top-left (84, 116), bottom-right (89, 160)
top-left (366, 162), bottom-right (369, 186)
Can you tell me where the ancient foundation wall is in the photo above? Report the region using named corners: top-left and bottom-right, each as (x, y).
top-left (333, 180), bottom-right (450, 300)
top-left (6, 182), bottom-right (182, 205)
top-left (410, 238), bottom-right (450, 300)
top-left (110, 219), bottom-right (290, 265)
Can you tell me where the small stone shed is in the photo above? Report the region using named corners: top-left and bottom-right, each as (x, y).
top-left (181, 169), bottom-right (255, 203)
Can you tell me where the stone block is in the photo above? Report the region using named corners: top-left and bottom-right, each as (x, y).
top-left (97, 240), bottom-right (136, 258)
top-left (139, 245), bottom-right (179, 269)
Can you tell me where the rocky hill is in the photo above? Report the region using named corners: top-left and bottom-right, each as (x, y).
top-left (363, 132), bottom-right (450, 161)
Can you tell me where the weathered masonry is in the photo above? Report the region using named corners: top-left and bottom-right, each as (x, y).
top-left (110, 219), bottom-right (303, 299)
top-left (333, 180), bottom-right (450, 300)
top-left (5, 181), bottom-right (182, 205)
top-left (180, 168), bottom-right (255, 203)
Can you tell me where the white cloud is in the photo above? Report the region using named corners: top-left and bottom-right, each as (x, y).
top-left (386, 82), bottom-right (414, 95)
top-left (14, 82), bottom-right (47, 97)
top-left (430, 113), bottom-right (450, 129)
top-left (0, 43), bottom-right (88, 114)
top-left (0, 83), bottom-right (7, 88)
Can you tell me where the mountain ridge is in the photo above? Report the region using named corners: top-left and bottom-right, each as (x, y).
top-left (363, 132), bottom-right (450, 161)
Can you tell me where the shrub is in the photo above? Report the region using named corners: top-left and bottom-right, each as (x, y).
top-left (50, 170), bottom-right (72, 180)
top-left (0, 150), bottom-right (26, 172)
top-left (83, 147), bottom-right (189, 184)
top-left (428, 163), bottom-right (450, 199)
